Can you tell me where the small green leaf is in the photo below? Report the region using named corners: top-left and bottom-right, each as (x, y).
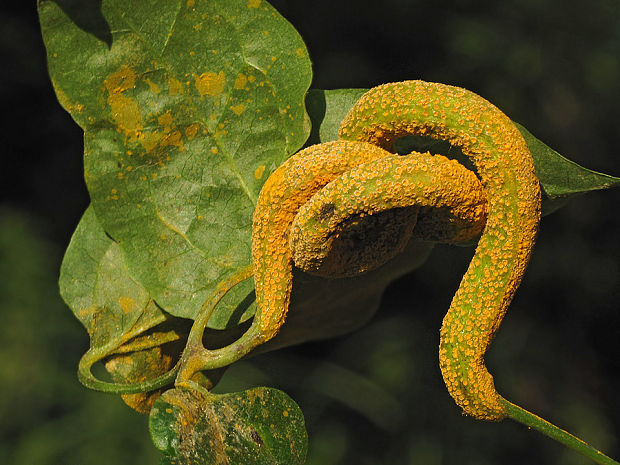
top-left (149, 387), bottom-right (308, 465)
top-left (40, 0), bottom-right (312, 321)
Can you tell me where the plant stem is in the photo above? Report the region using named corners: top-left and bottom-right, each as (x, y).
top-left (176, 265), bottom-right (256, 384)
top-left (501, 398), bottom-right (619, 465)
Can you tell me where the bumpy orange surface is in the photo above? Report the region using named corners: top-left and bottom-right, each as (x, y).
top-left (338, 80), bottom-right (541, 419)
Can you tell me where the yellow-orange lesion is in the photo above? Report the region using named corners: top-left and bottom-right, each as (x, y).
top-left (251, 141), bottom-right (396, 340)
top-left (250, 80), bottom-right (541, 422)
top-left (289, 153), bottom-right (488, 278)
top-left (339, 81), bottom-right (541, 420)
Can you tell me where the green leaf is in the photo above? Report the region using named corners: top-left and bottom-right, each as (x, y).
top-left (59, 206), bottom-right (167, 348)
top-left (149, 387), bottom-right (307, 465)
top-left (306, 88), bottom-right (620, 215)
top-left (40, 0), bottom-right (312, 321)
top-left (515, 122), bottom-right (620, 208)
top-left (305, 88), bottom-right (368, 146)
top-left (60, 206), bottom-right (235, 398)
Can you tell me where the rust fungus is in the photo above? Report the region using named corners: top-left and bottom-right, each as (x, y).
top-left (194, 71), bottom-right (226, 97)
top-left (251, 80), bottom-right (540, 422)
top-left (338, 81), bottom-right (541, 420)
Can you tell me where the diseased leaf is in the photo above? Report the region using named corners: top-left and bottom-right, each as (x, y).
top-left (149, 387), bottom-right (307, 465)
top-left (40, 0), bottom-right (312, 322)
top-left (60, 207), bottom-right (234, 399)
top-left (105, 340), bottom-right (183, 414)
top-left (306, 89), bottom-right (620, 215)
top-left (59, 206), bottom-right (167, 348)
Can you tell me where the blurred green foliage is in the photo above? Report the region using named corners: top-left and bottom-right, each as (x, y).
top-left (0, 208), bottom-right (160, 465)
top-left (2, 0), bottom-right (619, 464)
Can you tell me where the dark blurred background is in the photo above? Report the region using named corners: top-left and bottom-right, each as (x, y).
top-left (2, 1), bottom-right (619, 464)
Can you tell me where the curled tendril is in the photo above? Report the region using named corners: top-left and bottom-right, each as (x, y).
top-left (78, 340), bottom-right (181, 395)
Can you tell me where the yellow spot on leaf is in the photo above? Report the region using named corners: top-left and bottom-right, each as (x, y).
top-left (254, 165), bottom-right (266, 179)
top-left (295, 48), bottom-right (305, 58)
top-left (168, 77), bottom-right (184, 95)
top-left (105, 66), bottom-right (136, 93)
top-left (211, 147), bottom-right (219, 155)
top-left (186, 0), bottom-right (195, 6)
top-left (139, 131), bottom-right (163, 152)
top-left (194, 71), bottom-right (226, 97)
top-left (248, 0), bottom-right (261, 7)
top-left (158, 111), bottom-right (174, 127)
top-left (118, 297), bottom-right (136, 314)
top-left (234, 73), bottom-right (247, 90)
top-left (161, 129), bottom-right (184, 150)
top-left (104, 67), bottom-right (143, 134)
top-left (185, 123), bottom-right (200, 139)
top-left (248, 75), bottom-right (256, 83)
top-left (145, 78), bottom-right (160, 94)
top-left (230, 104), bottom-right (245, 116)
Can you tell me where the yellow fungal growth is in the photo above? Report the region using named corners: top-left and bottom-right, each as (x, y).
top-left (234, 73), bottom-right (248, 90)
top-left (145, 78), bottom-right (161, 94)
top-left (250, 80), bottom-right (540, 421)
top-left (168, 77), bottom-right (184, 95)
top-left (290, 153), bottom-right (488, 278)
top-left (252, 140), bottom-right (399, 341)
top-left (254, 165), bottom-right (266, 180)
top-left (194, 71), bottom-right (225, 97)
top-left (104, 66), bottom-right (143, 134)
top-left (118, 296), bottom-right (137, 314)
top-left (157, 111), bottom-right (173, 127)
top-left (338, 80), bottom-right (541, 420)
top-left (185, 123), bottom-right (200, 140)
top-left (230, 104), bottom-right (246, 116)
